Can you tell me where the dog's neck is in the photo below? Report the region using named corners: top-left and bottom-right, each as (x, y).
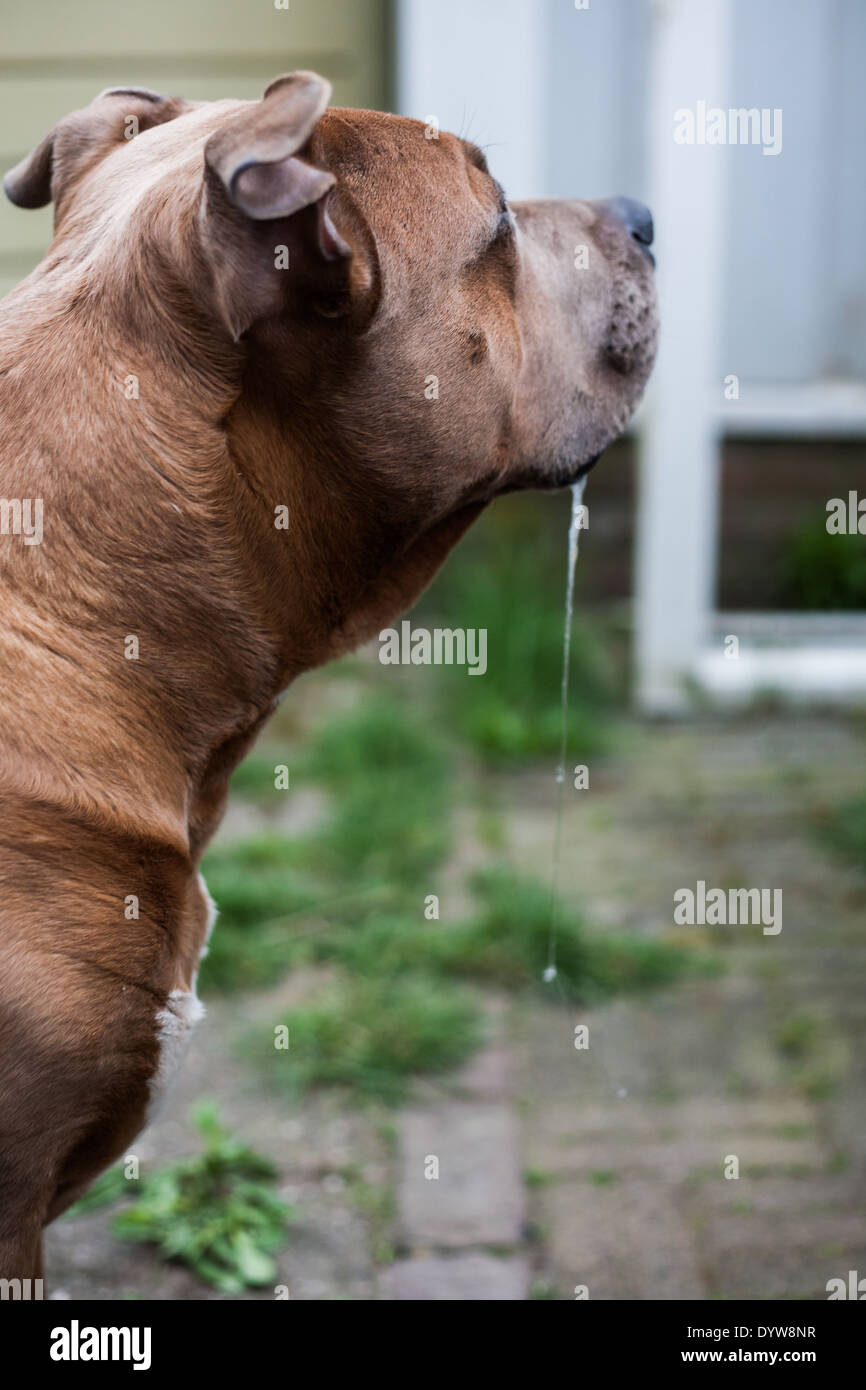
top-left (1, 271), bottom-right (478, 858)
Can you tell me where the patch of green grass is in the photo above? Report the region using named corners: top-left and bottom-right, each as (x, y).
top-left (200, 833), bottom-right (313, 928)
top-left (794, 1068), bottom-right (836, 1102)
top-left (530, 1279), bottom-right (560, 1300)
top-left (200, 921), bottom-right (311, 994)
top-left (439, 870), bottom-right (597, 994)
top-left (303, 698), bottom-right (452, 886)
top-left (525, 1220), bottom-right (550, 1244)
top-left (377, 1121), bottom-right (399, 1154)
top-left (306, 867), bottom-right (717, 1010)
top-left (250, 973), bottom-right (483, 1105)
top-left (523, 1167), bottom-right (555, 1189)
top-left (827, 1151), bottom-right (850, 1174)
top-left (201, 699), bottom-right (454, 990)
top-left (418, 496), bottom-right (617, 761)
top-left (588, 1169), bottom-right (619, 1187)
top-left (198, 835), bottom-right (322, 992)
top-left (476, 810), bottom-right (507, 851)
top-left (319, 868), bottom-right (715, 1006)
top-left (199, 833), bottom-right (412, 994)
top-left (443, 869), bottom-right (715, 1003)
top-left (775, 1013), bottom-right (820, 1060)
top-left (320, 911), bottom-right (450, 977)
top-left (817, 792), bottom-right (866, 873)
top-left (772, 1123), bottom-right (813, 1141)
top-left (230, 749), bottom-right (293, 800)
top-left (65, 1104), bottom-right (292, 1294)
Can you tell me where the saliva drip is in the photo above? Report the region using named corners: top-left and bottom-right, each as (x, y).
top-left (544, 477), bottom-right (588, 984)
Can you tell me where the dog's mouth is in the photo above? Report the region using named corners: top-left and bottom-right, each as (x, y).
top-left (492, 449), bottom-right (605, 499)
top-left (567, 450), bottom-right (604, 482)
top-left (546, 449), bottom-right (608, 491)
top-left (604, 261), bottom-right (658, 382)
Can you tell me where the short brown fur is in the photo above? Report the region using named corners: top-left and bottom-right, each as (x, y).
top-left (0, 76), bottom-right (656, 1281)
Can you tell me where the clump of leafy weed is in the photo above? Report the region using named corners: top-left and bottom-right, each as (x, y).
top-left (65, 1104), bottom-right (292, 1294)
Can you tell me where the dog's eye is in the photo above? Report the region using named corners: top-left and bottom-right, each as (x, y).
top-left (492, 206), bottom-right (515, 243)
top-left (488, 179), bottom-right (515, 245)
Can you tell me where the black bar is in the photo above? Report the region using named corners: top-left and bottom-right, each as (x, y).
top-left (1, 1297), bottom-right (860, 1375)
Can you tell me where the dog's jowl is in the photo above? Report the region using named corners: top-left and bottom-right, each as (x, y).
top-left (0, 72), bottom-right (657, 1280)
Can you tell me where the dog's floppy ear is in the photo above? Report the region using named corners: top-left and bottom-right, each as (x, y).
top-left (202, 72), bottom-right (378, 339)
top-left (4, 132), bottom-right (54, 210)
top-left (4, 86), bottom-right (185, 213)
top-left (205, 72), bottom-right (334, 220)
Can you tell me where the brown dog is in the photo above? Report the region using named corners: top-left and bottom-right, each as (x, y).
top-left (0, 73), bottom-right (657, 1283)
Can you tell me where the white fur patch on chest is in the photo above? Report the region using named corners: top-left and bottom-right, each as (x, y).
top-left (146, 987), bottom-right (206, 1123)
top-left (145, 873), bottom-right (218, 1123)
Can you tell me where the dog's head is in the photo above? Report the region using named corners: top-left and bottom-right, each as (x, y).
top-left (5, 74), bottom-right (657, 662)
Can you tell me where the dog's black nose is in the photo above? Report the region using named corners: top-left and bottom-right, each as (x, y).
top-left (602, 196), bottom-right (654, 249)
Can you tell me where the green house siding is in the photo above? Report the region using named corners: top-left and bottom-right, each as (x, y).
top-left (0, 0), bottom-right (391, 295)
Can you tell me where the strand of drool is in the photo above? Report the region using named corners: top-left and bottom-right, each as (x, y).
top-left (544, 477), bottom-right (587, 983)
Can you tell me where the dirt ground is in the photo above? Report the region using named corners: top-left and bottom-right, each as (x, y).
top-left (45, 712), bottom-right (866, 1300)
top-left (511, 714), bottom-right (866, 1299)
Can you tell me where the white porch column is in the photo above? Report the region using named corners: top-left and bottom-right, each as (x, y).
top-left (634, 0), bottom-right (733, 712)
